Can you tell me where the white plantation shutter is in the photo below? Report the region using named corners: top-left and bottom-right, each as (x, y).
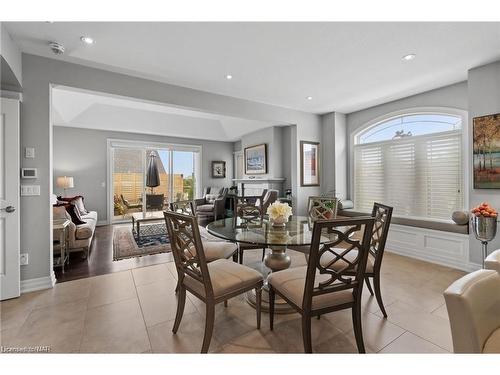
top-left (354, 130), bottom-right (462, 220)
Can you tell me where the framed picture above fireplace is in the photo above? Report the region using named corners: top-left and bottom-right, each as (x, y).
top-left (244, 143), bottom-right (267, 175)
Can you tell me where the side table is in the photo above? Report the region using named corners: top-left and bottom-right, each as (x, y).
top-left (53, 219), bottom-right (70, 273)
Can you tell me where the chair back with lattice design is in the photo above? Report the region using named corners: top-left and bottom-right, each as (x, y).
top-left (307, 196), bottom-right (339, 220)
top-left (234, 196), bottom-right (263, 225)
top-left (303, 217), bottom-right (375, 312)
top-left (370, 203), bottom-right (393, 270)
top-left (169, 200), bottom-right (195, 215)
top-left (163, 211), bottom-right (213, 298)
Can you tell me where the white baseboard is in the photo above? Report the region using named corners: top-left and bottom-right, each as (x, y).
top-left (21, 272), bottom-right (56, 294)
top-left (97, 220), bottom-right (108, 227)
top-left (386, 224), bottom-right (474, 272)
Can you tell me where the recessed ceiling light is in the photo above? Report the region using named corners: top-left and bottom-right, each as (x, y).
top-left (306, 96), bottom-right (313, 100)
top-left (402, 53), bottom-right (416, 61)
top-left (80, 36), bottom-right (94, 45)
top-left (225, 74), bottom-right (233, 80)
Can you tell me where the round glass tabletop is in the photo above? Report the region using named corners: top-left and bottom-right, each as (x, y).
top-left (206, 215), bottom-right (338, 247)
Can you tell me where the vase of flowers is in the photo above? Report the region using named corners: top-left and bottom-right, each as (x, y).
top-left (267, 201), bottom-right (292, 227)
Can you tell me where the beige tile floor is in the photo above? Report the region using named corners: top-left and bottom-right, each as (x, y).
top-left (0, 249), bottom-right (465, 353)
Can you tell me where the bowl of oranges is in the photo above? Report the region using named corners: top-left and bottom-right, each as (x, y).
top-left (471, 202), bottom-right (497, 242)
top-left (471, 202), bottom-right (498, 218)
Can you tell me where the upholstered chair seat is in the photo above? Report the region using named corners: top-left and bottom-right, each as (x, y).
top-left (268, 266), bottom-right (355, 310)
top-left (197, 204), bottom-right (215, 212)
top-left (485, 249), bottom-right (500, 272)
top-left (183, 259), bottom-right (263, 299)
top-left (202, 242), bottom-right (238, 262)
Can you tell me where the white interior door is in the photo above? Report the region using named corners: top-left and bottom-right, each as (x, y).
top-left (0, 97), bottom-right (20, 300)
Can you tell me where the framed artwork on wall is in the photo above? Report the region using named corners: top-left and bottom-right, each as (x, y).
top-left (300, 141), bottom-right (320, 186)
top-left (211, 161), bottom-right (226, 178)
top-left (244, 143), bottom-right (267, 174)
top-left (473, 113), bottom-right (500, 189)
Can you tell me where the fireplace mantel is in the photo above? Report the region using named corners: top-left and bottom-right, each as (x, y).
top-left (232, 178), bottom-right (285, 184)
top-left (232, 177), bottom-right (286, 196)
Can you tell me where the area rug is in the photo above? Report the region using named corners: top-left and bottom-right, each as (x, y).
top-left (113, 224), bottom-right (171, 261)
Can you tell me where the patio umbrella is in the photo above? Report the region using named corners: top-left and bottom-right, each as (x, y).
top-left (146, 151), bottom-right (160, 193)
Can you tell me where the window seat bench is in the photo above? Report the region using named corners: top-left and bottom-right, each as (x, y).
top-left (338, 209), bottom-right (469, 235)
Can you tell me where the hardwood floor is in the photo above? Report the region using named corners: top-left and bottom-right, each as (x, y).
top-left (54, 225), bottom-right (173, 283)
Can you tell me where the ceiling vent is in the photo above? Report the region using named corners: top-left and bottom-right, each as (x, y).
top-left (49, 41), bottom-right (65, 55)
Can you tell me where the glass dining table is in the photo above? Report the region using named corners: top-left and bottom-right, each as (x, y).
top-left (206, 215), bottom-right (341, 313)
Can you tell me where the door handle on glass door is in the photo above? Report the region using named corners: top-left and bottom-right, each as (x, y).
top-left (0, 206), bottom-right (15, 213)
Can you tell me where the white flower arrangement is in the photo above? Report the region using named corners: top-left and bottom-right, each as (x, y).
top-left (267, 201), bottom-right (293, 222)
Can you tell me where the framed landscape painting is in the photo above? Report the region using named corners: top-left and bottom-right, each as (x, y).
top-left (245, 144), bottom-right (267, 174)
top-left (301, 141), bottom-right (320, 186)
top-left (473, 113), bottom-right (500, 189)
top-left (211, 161), bottom-right (226, 178)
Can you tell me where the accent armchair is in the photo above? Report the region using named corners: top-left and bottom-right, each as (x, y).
top-left (194, 187), bottom-right (228, 224)
top-left (444, 269), bottom-right (500, 353)
top-left (485, 249), bottom-right (500, 272)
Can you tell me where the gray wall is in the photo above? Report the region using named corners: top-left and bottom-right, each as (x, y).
top-left (282, 126), bottom-right (293, 191)
top-left (20, 53), bottom-right (321, 282)
top-left (53, 126), bottom-right (234, 222)
top-left (240, 126), bottom-right (282, 178)
top-left (320, 112), bottom-right (348, 200)
top-left (321, 113), bottom-right (336, 195)
top-left (468, 61), bottom-right (500, 264)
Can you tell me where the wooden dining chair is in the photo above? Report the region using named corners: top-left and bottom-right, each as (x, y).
top-left (268, 217), bottom-right (375, 353)
top-left (320, 203), bottom-right (393, 317)
top-left (287, 196), bottom-right (340, 257)
top-left (307, 196), bottom-right (339, 220)
top-left (164, 210), bottom-right (264, 353)
top-left (169, 200), bottom-right (195, 215)
top-left (233, 196), bottom-right (268, 264)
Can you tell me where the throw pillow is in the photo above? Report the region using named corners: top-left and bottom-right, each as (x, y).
top-left (58, 195), bottom-right (89, 215)
top-left (206, 194), bottom-right (218, 204)
top-left (64, 204), bottom-right (86, 225)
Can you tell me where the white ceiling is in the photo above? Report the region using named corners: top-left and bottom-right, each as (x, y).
top-left (51, 86), bottom-right (278, 141)
top-left (6, 22), bottom-right (500, 113)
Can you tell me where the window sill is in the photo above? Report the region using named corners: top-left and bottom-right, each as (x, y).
top-left (338, 209), bottom-right (469, 235)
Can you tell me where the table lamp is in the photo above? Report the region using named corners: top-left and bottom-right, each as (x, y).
top-left (56, 176), bottom-right (74, 197)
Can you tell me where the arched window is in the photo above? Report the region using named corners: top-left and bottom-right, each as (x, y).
top-left (353, 111), bottom-right (463, 220)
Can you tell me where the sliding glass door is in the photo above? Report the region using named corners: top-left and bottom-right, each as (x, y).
top-left (110, 140), bottom-right (201, 222)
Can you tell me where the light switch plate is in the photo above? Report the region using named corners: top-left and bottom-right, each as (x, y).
top-left (25, 147), bottom-right (35, 159)
top-left (21, 185), bottom-right (41, 196)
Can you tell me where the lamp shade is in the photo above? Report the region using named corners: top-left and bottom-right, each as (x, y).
top-left (56, 176), bottom-right (74, 189)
